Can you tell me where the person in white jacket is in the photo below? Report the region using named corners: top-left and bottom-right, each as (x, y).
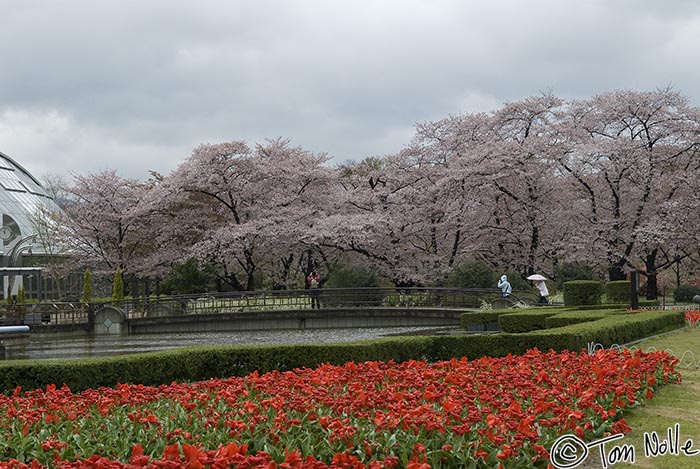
top-left (497, 275), bottom-right (512, 297)
top-left (534, 280), bottom-right (549, 304)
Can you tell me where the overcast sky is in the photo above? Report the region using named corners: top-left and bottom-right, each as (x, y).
top-left (1, 0), bottom-right (699, 182)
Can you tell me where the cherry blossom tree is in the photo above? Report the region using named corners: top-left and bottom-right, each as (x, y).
top-left (378, 96), bottom-right (568, 282)
top-left (323, 151), bottom-right (463, 285)
top-left (149, 138), bottom-right (333, 290)
top-left (58, 170), bottom-right (154, 278)
top-left (28, 203), bottom-right (72, 298)
top-left (50, 89), bottom-right (700, 297)
top-left (556, 88), bottom-right (700, 296)
top-left (466, 95), bottom-right (568, 277)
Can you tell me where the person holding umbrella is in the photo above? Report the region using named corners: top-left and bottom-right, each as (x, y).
top-left (527, 274), bottom-right (549, 304)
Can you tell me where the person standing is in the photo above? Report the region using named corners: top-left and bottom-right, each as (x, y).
top-left (497, 275), bottom-right (512, 297)
top-left (306, 270), bottom-right (321, 309)
top-left (534, 279), bottom-right (549, 304)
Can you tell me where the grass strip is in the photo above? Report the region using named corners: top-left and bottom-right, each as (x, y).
top-left (612, 327), bottom-right (700, 469)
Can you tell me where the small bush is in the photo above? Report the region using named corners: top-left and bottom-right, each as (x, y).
top-left (444, 261), bottom-right (495, 289)
top-left (673, 284), bottom-right (700, 303)
top-left (17, 286), bottom-right (26, 304)
top-left (563, 280), bottom-right (603, 306)
top-left (161, 258), bottom-right (215, 295)
top-left (605, 281), bottom-right (630, 303)
top-left (325, 265), bottom-right (386, 288)
top-left (81, 268), bottom-right (93, 304)
top-left (499, 311), bottom-right (555, 333)
top-left (324, 265), bottom-right (392, 306)
top-left (553, 262), bottom-right (595, 289)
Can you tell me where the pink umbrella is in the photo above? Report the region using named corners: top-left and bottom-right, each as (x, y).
top-left (526, 274), bottom-right (547, 281)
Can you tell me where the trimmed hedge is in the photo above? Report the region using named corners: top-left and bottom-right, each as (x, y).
top-left (459, 310), bottom-right (504, 329)
top-left (0, 309), bottom-right (685, 395)
top-left (544, 312), bottom-right (608, 329)
top-left (540, 310), bottom-right (684, 347)
top-left (563, 280), bottom-right (603, 306)
top-left (498, 311), bottom-right (557, 333)
top-left (605, 281), bottom-right (630, 303)
top-left (409, 310), bottom-right (683, 362)
top-left (673, 284), bottom-right (700, 303)
top-left (567, 300), bottom-right (658, 310)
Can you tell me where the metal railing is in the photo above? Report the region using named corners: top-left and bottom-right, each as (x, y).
top-left (0, 302), bottom-right (87, 326)
top-left (0, 287), bottom-right (515, 326)
top-left (117, 287), bottom-right (505, 319)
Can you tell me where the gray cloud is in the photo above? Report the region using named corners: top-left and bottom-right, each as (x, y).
top-left (1, 0), bottom-right (700, 180)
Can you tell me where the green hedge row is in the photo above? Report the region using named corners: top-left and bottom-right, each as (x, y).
top-left (544, 312), bottom-right (609, 329)
top-left (605, 281), bottom-right (630, 303)
top-left (539, 311), bottom-right (684, 346)
top-left (459, 310), bottom-right (504, 329)
top-left (673, 284), bottom-right (700, 302)
top-left (498, 311), bottom-right (558, 333)
top-left (568, 300), bottom-right (659, 310)
top-left (563, 280), bottom-right (604, 305)
top-left (0, 309), bottom-right (684, 395)
top-left (412, 309), bottom-right (683, 362)
top-left (461, 305), bottom-right (661, 332)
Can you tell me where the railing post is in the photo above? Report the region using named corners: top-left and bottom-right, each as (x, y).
top-left (87, 303), bottom-right (95, 333)
top-left (630, 271), bottom-right (639, 310)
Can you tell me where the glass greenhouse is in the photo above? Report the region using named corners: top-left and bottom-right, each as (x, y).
top-left (0, 150), bottom-right (65, 300)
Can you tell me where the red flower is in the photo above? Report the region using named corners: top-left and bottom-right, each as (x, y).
top-left (163, 443), bottom-right (181, 461)
top-left (129, 444), bottom-right (150, 467)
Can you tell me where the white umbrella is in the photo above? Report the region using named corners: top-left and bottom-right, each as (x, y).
top-left (526, 274), bottom-right (547, 281)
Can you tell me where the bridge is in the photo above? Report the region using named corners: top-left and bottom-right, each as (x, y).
top-left (0, 287), bottom-right (539, 336)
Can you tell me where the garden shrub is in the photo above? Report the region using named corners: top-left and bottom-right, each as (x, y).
top-left (325, 264), bottom-right (387, 288)
top-left (498, 311), bottom-right (556, 333)
top-left (81, 268), bottom-right (93, 304)
top-left (553, 262), bottom-right (595, 289)
top-left (460, 310), bottom-right (504, 331)
top-left (545, 312), bottom-right (608, 328)
top-left (673, 284), bottom-right (700, 303)
top-left (567, 300), bottom-right (658, 310)
top-left (563, 280), bottom-right (603, 306)
top-left (160, 258), bottom-right (215, 295)
top-left (324, 265), bottom-right (393, 306)
top-left (605, 281), bottom-right (630, 303)
top-left (444, 261), bottom-right (495, 289)
top-left (17, 286), bottom-right (26, 305)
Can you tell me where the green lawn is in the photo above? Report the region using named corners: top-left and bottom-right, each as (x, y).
top-left (600, 327), bottom-right (700, 468)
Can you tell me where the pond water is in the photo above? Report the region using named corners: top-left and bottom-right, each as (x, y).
top-left (2, 326), bottom-right (458, 361)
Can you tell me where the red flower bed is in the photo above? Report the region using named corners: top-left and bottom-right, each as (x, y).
top-left (685, 309), bottom-right (700, 326)
top-left (0, 348), bottom-right (679, 468)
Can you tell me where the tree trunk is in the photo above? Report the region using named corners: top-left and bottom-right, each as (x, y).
top-left (645, 272), bottom-right (658, 300)
top-left (246, 270), bottom-right (255, 291)
top-left (608, 263), bottom-right (626, 281)
top-left (644, 249), bottom-right (658, 300)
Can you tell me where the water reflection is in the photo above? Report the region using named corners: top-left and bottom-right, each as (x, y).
top-left (4, 326), bottom-right (456, 361)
